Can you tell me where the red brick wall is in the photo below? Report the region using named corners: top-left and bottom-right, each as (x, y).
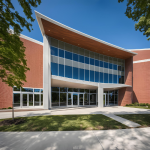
top-left (118, 57), bottom-right (133, 106)
top-left (0, 38), bottom-right (43, 108)
top-left (132, 50), bottom-right (150, 61)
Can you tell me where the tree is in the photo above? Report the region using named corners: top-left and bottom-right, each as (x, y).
top-left (118, 0), bottom-right (150, 40)
top-left (0, 0), bottom-right (41, 120)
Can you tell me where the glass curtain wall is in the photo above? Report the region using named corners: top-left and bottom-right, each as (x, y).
top-left (50, 37), bottom-right (125, 84)
top-left (13, 87), bottom-right (43, 107)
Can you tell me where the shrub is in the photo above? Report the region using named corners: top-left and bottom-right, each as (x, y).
top-left (146, 103), bottom-right (149, 106)
top-left (129, 104), bottom-right (134, 106)
top-left (8, 107), bottom-right (12, 109)
top-left (126, 104), bottom-right (129, 106)
top-left (148, 105), bottom-right (150, 109)
top-left (140, 103), bottom-right (146, 106)
top-left (2, 108), bottom-right (6, 109)
top-left (134, 102), bottom-right (139, 106)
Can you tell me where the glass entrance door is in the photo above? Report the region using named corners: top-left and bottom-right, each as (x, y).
top-left (73, 93), bottom-right (78, 106)
top-left (22, 94), bottom-right (27, 107)
top-left (68, 93), bottom-right (72, 106)
top-left (103, 93), bottom-right (106, 106)
top-left (79, 94), bottom-right (83, 106)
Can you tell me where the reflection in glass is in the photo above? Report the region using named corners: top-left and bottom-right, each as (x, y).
top-left (73, 93), bottom-right (78, 105)
top-left (85, 70), bottom-right (89, 81)
top-left (118, 75), bottom-right (122, 84)
top-left (29, 94), bottom-right (33, 106)
top-left (51, 46), bottom-right (58, 56)
top-left (41, 89), bottom-right (43, 93)
top-left (23, 94), bottom-right (27, 106)
top-left (52, 92), bottom-right (59, 106)
top-left (51, 62), bottom-right (58, 75)
top-left (84, 94), bottom-right (89, 105)
top-left (90, 89), bottom-right (96, 93)
top-left (34, 94), bottom-right (39, 106)
top-left (104, 62), bottom-right (108, 68)
top-left (73, 53), bottom-right (78, 61)
top-left (52, 87), bottom-right (59, 91)
top-left (100, 72), bottom-right (103, 83)
top-left (59, 64), bottom-right (64, 77)
top-left (104, 73), bottom-right (108, 83)
top-left (21, 88), bottom-right (33, 92)
top-left (41, 94), bottom-right (43, 106)
top-left (113, 64), bottom-right (117, 70)
top-left (65, 51), bottom-right (72, 60)
top-left (113, 75), bottom-right (117, 84)
top-left (90, 58), bottom-right (94, 65)
top-left (68, 93), bottom-right (72, 105)
top-left (59, 49), bottom-right (64, 58)
top-left (100, 61), bottom-right (103, 67)
top-left (79, 94), bottom-right (83, 105)
top-left (65, 65), bottom-right (72, 78)
top-left (73, 88), bottom-right (78, 92)
top-left (109, 63), bottom-right (112, 69)
top-left (95, 60), bottom-right (99, 67)
top-left (14, 87), bottom-right (20, 91)
top-left (60, 93), bottom-right (66, 106)
top-left (68, 88), bottom-right (73, 92)
top-left (79, 55), bottom-right (84, 63)
top-left (79, 89), bottom-right (84, 92)
top-left (90, 94), bottom-right (96, 105)
top-left (85, 57), bottom-right (89, 64)
top-left (73, 67), bottom-right (78, 79)
top-left (60, 87), bottom-right (67, 92)
top-left (90, 71), bottom-right (94, 82)
top-left (85, 89), bottom-right (89, 93)
top-left (34, 89), bottom-right (40, 92)
top-left (95, 71), bottom-right (99, 82)
top-left (14, 93), bottom-right (20, 107)
top-left (109, 74), bottom-right (112, 83)
top-left (79, 69), bottom-right (84, 80)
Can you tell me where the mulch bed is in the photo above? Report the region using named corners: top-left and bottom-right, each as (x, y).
top-left (0, 118), bottom-right (26, 126)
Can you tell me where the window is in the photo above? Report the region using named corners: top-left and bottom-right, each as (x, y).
top-left (60, 87), bottom-right (67, 92)
top-left (73, 67), bottom-right (78, 79)
top-left (113, 64), bottom-right (117, 70)
top-left (100, 72), bottom-right (103, 83)
top-left (95, 71), bottom-right (99, 82)
top-left (109, 63), bottom-right (112, 69)
top-left (34, 94), bottom-right (40, 106)
top-left (21, 88), bottom-right (33, 92)
top-left (79, 69), bottom-right (84, 80)
top-left (118, 75), bottom-right (122, 84)
top-left (100, 61), bottom-right (103, 67)
top-left (65, 65), bottom-right (72, 78)
top-left (84, 94), bottom-right (89, 105)
top-left (13, 93), bottom-right (20, 107)
top-left (95, 60), bottom-right (99, 67)
top-left (79, 55), bottom-right (84, 63)
top-left (85, 57), bottom-right (89, 64)
top-left (90, 58), bottom-right (94, 65)
top-left (113, 75), bottom-right (117, 83)
top-left (51, 62), bottom-right (58, 76)
top-left (52, 87), bottom-right (59, 92)
top-left (59, 49), bottom-right (64, 58)
top-left (118, 66), bottom-right (121, 71)
top-left (109, 74), bottom-right (112, 83)
top-left (60, 93), bottom-right (66, 106)
top-left (34, 89), bottom-right (40, 92)
top-left (73, 53), bottom-right (78, 61)
top-left (85, 69), bottom-right (89, 81)
top-left (104, 62), bottom-right (108, 68)
top-left (104, 73), bottom-right (108, 83)
top-left (90, 71), bottom-right (94, 82)
top-left (52, 92), bottom-right (59, 106)
top-left (51, 46), bottom-right (58, 56)
top-left (65, 51), bottom-right (72, 60)
top-left (14, 87), bottom-right (20, 91)
top-left (59, 64), bottom-right (64, 77)
top-left (90, 94), bottom-right (96, 105)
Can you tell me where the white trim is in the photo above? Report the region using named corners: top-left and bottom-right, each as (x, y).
top-left (128, 48), bottom-right (150, 51)
top-left (133, 59), bottom-right (150, 64)
top-left (20, 34), bottom-right (43, 46)
top-left (35, 11), bottom-right (137, 56)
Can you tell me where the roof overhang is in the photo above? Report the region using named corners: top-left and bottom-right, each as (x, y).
top-left (35, 11), bottom-right (137, 59)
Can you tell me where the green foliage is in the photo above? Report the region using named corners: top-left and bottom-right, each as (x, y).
top-left (8, 107), bottom-right (12, 109)
top-left (133, 102), bottom-right (139, 106)
top-left (139, 103), bottom-right (146, 106)
top-left (128, 104), bottom-right (134, 106)
top-left (0, 0), bottom-right (41, 88)
top-left (148, 105), bottom-right (150, 109)
top-left (126, 104), bottom-right (129, 106)
top-left (118, 0), bottom-right (150, 40)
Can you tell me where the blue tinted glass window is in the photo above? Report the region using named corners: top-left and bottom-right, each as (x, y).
top-left (73, 53), bottom-right (78, 61)
top-left (100, 61), bottom-right (103, 67)
top-left (118, 66), bottom-right (121, 71)
top-left (104, 73), bottom-right (108, 83)
top-left (90, 58), bottom-right (94, 65)
top-left (113, 64), bottom-right (117, 70)
top-left (65, 65), bottom-right (72, 78)
top-left (59, 64), bottom-right (64, 77)
top-left (85, 70), bottom-right (89, 81)
top-left (51, 46), bottom-right (58, 56)
top-left (79, 55), bottom-right (84, 63)
top-left (118, 75), bottom-right (122, 84)
top-left (95, 71), bottom-right (99, 82)
top-left (65, 51), bottom-right (72, 60)
top-left (51, 62), bottom-right (58, 75)
top-left (109, 74), bottom-right (112, 83)
top-left (109, 63), bottom-right (112, 69)
top-left (95, 60), bottom-right (99, 67)
top-left (73, 67), bottom-right (78, 79)
top-left (21, 88), bottom-right (33, 92)
top-left (113, 75), bottom-right (117, 83)
top-left (79, 69), bottom-right (84, 80)
top-left (85, 57), bottom-right (89, 64)
top-left (90, 71), bottom-right (94, 82)
top-left (59, 49), bottom-right (64, 58)
top-left (34, 89), bottom-right (40, 92)
top-left (100, 72), bottom-right (103, 83)
top-left (104, 62), bottom-right (108, 68)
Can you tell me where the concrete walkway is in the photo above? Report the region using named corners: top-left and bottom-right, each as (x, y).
top-left (0, 127), bottom-right (150, 150)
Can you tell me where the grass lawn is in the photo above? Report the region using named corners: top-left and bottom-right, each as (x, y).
top-left (0, 114), bottom-right (129, 131)
top-left (125, 106), bottom-right (150, 109)
top-left (117, 114), bottom-right (150, 128)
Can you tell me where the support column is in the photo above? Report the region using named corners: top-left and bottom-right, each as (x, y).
top-left (43, 35), bottom-right (51, 109)
top-left (98, 83), bottom-right (103, 107)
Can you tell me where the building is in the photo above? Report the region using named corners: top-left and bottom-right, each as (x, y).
top-left (1, 11), bottom-right (148, 109)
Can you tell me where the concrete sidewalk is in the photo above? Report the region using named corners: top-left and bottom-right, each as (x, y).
top-left (0, 127), bottom-right (150, 150)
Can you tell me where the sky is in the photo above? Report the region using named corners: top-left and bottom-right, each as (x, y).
top-left (12, 0), bottom-right (149, 49)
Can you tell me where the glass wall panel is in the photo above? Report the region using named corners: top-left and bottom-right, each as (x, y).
top-left (100, 72), bottom-right (103, 83)
top-left (113, 64), bottom-right (117, 70)
top-left (59, 41), bottom-right (64, 49)
top-left (79, 55), bottom-right (84, 63)
top-left (51, 46), bottom-right (58, 56)
top-left (100, 61), bottom-right (103, 67)
top-left (104, 62), bottom-right (108, 68)
top-left (109, 74), bottom-right (112, 83)
top-left (121, 76), bottom-right (124, 84)
top-left (41, 89), bottom-right (43, 93)
top-left (90, 58), bottom-right (94, 65)
top-left (51, 38), bottom-right (58, 47)
top-left (41, 94), bottom-right (43, 106)
top-left (65, 65), bottom-right (72, 78)
top-left (51, 62), bottom-right (58, 75)
top-left (90, 71), bottom-right (94, 82)
top-left (73, 67), bottom-right (78, 79)
top-left (34, 94), bottom-right (40, 106)
top-left (34, 89), bottom-right (40, 92)
top-left (90, 89), bottom-right (96, 93)
top-left (113, 75), bottom-right (117, 84)
top-left (60, 93), bottom-right (66, 106)
top-left (109, 63), bottom-right (112, 69)
top-left (52, 92), bottom-right (59, 106)
top-left (118, 75), bottom-right (122, 84)
top-left (85, 70), bottom-right (89, 81)
top-left (73, 93), bottom-right (78, 105)
top-left (60, 87), bottom-right (67, 92)
top-left (29, 94), bottom-right (33, 106)
top-left (104, 73), bottom-right (108, 83)
top-left (14, 87), bottom-right (20, 91)
top-left (52, 87), bottom-right (59, 92)
top-left (73, 88), bottom-right (78, 92)
top-left (21, 88), bottom-right (33, 92)
top-left (65, 51), bottom-right (72, 60)
top-left (68, 93), bottom-right (72, 105)
top-left (59, 49), bottom-right (64, 58)
top-left (59, 64), bottom-right (64, 77)
top-left (73, 53), bottom-right (78, 61)
top-left (85, 89), bottom-right (89, 93)
top-left (118, 66), bottom-right (121, 71)
top-left (13, 93), bottom-right (20, 107)
top-left (79, 69), bottom-right (84, 80)
top-left (95, 71), bottom-right (99, 82)
top-left (68, 88), bottom-right (73, 92)
top-left (79, 89), bottom-right (84, 92)
top-left (84, 94), bottom-right (89, 105)
top-left (95, 60), bottom-right (99, 67)
top-left (115, 95), bottom-right (118, 104)
top-left (85, 57), bottom-right (89, 64)
top-left (79, 94), bottom-right (83, 105)
top-left (90, 94), bottom-right (96, 105)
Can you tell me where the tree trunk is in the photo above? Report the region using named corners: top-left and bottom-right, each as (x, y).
top-left (12, 96), bottom-right (14, 121)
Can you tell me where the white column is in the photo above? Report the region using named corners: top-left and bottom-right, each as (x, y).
top-left (98, 83), bottom-right (103, 107)
top-left (43, 35), bottom-right (51, 109)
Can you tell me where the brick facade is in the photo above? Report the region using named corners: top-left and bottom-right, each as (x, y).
top-left (0, 38), bottom-right (43, 109)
